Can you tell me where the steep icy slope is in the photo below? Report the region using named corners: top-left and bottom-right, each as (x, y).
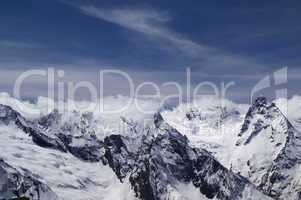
top-left (275, 95), bottom-right (301, 132)
top-left (231, 97), bottom-right (301, 199)
top-left (161, 98), bottom-right (248, 166)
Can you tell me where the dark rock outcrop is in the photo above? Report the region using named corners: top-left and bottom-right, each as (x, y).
top-left (0, 159), bottom-right (57, 200)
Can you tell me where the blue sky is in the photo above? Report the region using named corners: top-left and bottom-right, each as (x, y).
top-left (0, 0), bottom-right (300, 103)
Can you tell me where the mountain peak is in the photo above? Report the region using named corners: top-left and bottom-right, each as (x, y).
top-left (253, 96), bottom-right (268, 107)
top-left (154, 112), bottom-right (164, 128)
top-left (232, 97), bottom-right (301, 199)
top-left (239, 96), bottom-right (280, 138)
top-left (0, 104), bottom-right (21, 124)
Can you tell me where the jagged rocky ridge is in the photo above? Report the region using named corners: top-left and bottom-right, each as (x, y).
top-left (0, 105), bottom-right (104, 162)
top-left (185, 106), bottom-right (241, 129)
top-left (103, 113), bottom-right (270, 200)
top-left (0, 104), bottom-right (271, 200)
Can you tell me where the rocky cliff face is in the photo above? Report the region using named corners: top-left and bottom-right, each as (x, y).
top-left (102, 114), bottom-right (271, 200)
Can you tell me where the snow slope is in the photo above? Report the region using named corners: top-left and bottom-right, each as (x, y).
top-left (0, 124), bottom-right (136, 200)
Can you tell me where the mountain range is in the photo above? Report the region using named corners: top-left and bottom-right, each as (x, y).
top-left (0, 94), bottom-right (300, 200)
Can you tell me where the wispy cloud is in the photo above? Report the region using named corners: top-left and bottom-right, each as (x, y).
top-left (76, 5), bottom-right (268, 73)
top-left (79, 6), bottom-right (210, 57)
top-left (80, 7), bottom-right (170, 34)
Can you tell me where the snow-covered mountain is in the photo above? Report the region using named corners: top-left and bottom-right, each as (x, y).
top-left (0, 98), bottom-right (272, 200)
top-left (0, 104), bottom-right (136, 200)
top-left (162, 96), bottom-right (301, 199)
top-left (1, 94), bottom-right (301, 199)
top-left (161, 98), bottom-right (248, 166)
top-left (102, 113), bottom-right (270, 200)
top-left (231, 97), bottom-right (301, 199)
